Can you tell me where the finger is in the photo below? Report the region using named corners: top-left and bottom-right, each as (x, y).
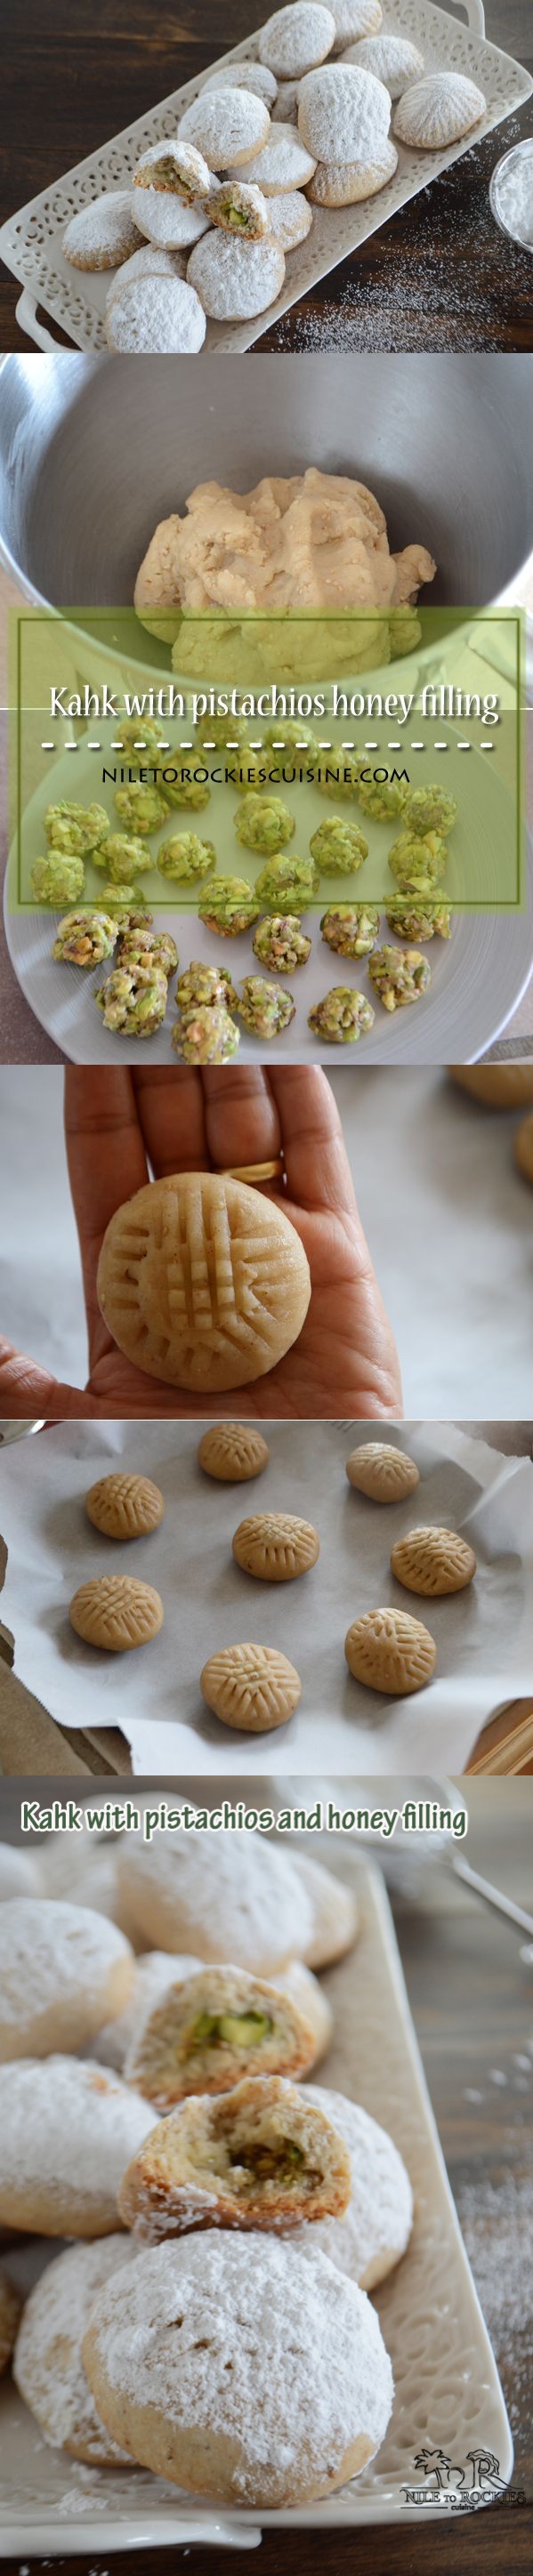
top-left (266, 1067), bottom-right (360, 1220)
top-left (132, 1069), bottom-right (208, 1177)
top-left (0, 1340), bottom-right (93, 1420)
top-left (64, 1070), bottom-right (149, 1371)
top-left (202, 1067), bottom-right (282, 1171)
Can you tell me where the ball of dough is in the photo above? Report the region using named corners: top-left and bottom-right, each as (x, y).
top-left (346, 1443), bottom-right (420, 1502)
top-left (449, 1066), bottom-right (533, 1109)
top-left (82, 2234), bottom-right (393, 2506)
top-left (0, 2267), bottom-right (21, 2376)
top-left (85, 1471), bottom-right (165, 1540)
top-left (393, 72), bottom-right (486, 149)
top-left (345, 1606), bottom-right (436, 1695)
top-left (117, 1831), bottom-right (314, 1972)
top-left (292, 1854), bottom-right (358, 1965)
top-left (232, 1512), bottom-right (319, 1581)
top-left (0, 1843), bottom-right (41, 1901)
top-left (13, 2238), bottom-right (138, 2461)
top-left (198, 1424), bottom-right (270, 1482)
top-left (117, 2073), bottom-right (351, 2237)
top-left (391, 1527), bottom-right (477, 1597)
top-left (69, 1575), bottom-right (164, 1652)
top-left (515, 1111), bottom-right (533, 1185)
top-left (97, 1172), bottom-right (311, 1393)
top-left (125, 1962), bottom-right (317, 2105)
top-left (307, 140), bottom-right (397, 202)
top-left (0, 1899), bottom-right (133, 2063)
top-left (291, 2083), bottom-right (413, 2290)
top-left (178, 89), bottom-right (271, 168)
top-left (259, 5), bottom-right (335, 81)
top-left (200, 1642), bottom-right (302, 1731)
top-left (0, 2057), bottom-right (156, 2237)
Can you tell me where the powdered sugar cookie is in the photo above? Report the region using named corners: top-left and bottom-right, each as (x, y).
top-left (515, 1111), bottom-right (533, 1184)
top-left (69, 1575), bottom-right (164, 1652)
top-left (391, 1527), bottom-right (477, 1598)
top-left (275, 1960), bottom-right (332, 2063)
top-left (0, 1842), bottom-right (40, 1900)
top-left (346, 1442), bottom-right (420, 1501)
top-left (106, 273), bottom-right (206, 351)
top-left (83, 2234), bottom-right (394, 2505)
top-left (63, 192), bottom-right (142, 270)
top-left (133, 190), bottom-right (211, 247)
top-left (292, 1856), bottom-right (358, 1966)
top-left (117, 1831), bottom-right (313, 1971)
top-left (188, 229), bottom-right (285, 316)
top-left (349, 35), bottom-right (424, 99)
top-left (0, 2268), bottom-right (21, 2375)
top-left (345, 1606), bottom-right (436, 1695)
top-left (125, 1964), bottom-right (316, 2105)
top-left (308, 138), bottom-right (396, 200)
top-left (262, 189), bottom-right (313, 246)
top-left (201, 62), bottom-right (278, 106)
top-left (449, 1066), bottom-right (533, 1108)
top-left (393, 72), bottom-right (486, 149)
top-left (298, 60), bottom-right (390, 159)
top-left (93, 1952), bottom-right (202, 2070)
top-left (179, 89), bottom-right (271, 169)
top-left (118, 2073), bottom-right (351, 2237)
top-left (0, 2057), bottom-right (155, 2236)
top-left (0, 1898), bottom-right (133, 2062)
top-left (133, 138), bottom-right (212, 200)
top-left (206, 179), bottom-right (270, 237)
top-left (198, 1424), bottom-right (270, 1482)
top-left (232, 1512), bottom-right (319, 1581)
top-left (292, 2084), bottom-right (413, 2290)
top-left (13, 2238), bottom-right (138, 2462)
top-left (329, 0), bottom-right (382, 47)
top-left (85, 1471), bottom-right (165, 1540)
top-left (199, 1642), bottom-right (302, 1732)
top-left (234, 125), bottom-right (316, 190)
top-left (259, 6), bottom-right (335, 81)
top-left (271, 81), bottom-right (301, 122)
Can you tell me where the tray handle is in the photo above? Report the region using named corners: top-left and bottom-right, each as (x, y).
top-left (447, 1), bottom-right (486, 28)
top-left (15, 289), bottom-right (69, 350)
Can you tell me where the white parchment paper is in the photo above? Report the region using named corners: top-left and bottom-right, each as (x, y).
top-left (1, 1418), bottom-right (532, 1775)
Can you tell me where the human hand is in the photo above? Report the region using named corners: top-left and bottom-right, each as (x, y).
top-left (0, 1065), bottom-right (402, 1420)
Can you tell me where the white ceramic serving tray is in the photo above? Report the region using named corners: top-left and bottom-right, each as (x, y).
top-left (0, 1859), bottom-right (513, 2550)
top-left (0, 4), bottom-right (530, 354)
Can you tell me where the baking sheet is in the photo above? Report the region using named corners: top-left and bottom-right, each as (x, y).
top-left (1, 1418), bottom-right (532, 1775)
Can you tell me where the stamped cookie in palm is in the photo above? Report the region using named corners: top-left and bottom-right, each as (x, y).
top-left (200, 1641), bottom-right (302, 1731)
top-left (125, 1964), bottom-right (317, 2108)
top-left (69, 1575), bottom-right (164, 1652)
top-left (391, 1527), bottom-right (476, 1598)
top-left (198, 1423), bottom-right (270, 1482)
top-left (346, 1443), bottom-right (419, 1503)
top-left (345, 1606), bottom-right (436, 1695)
top-left (97, 1172), bottom-right (311, 1392)
top-left (118, 2073), bottom-right (351, 2238)
top-left (232, 1511), bottom-right (319, 1581)
top-left (85, 1472), bottom-right (165, 1541)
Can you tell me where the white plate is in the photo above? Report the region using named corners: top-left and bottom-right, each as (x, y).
top-left (0, 1858), bottom-right (513, 2547)
top-left (0, 3), bottom-right (530, 355)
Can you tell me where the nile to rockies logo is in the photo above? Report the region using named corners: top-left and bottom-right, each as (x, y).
top-left (401, 2445), bottom-right (511, 2506)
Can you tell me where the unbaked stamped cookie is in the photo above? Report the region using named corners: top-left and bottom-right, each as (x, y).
top-left (232, 1512), bottom-right (319, 1580)
top-left (346, 1443), bottom-right (420, 1502)
top-left (198, 1424), bottom-right (270, 1482)
top-left (69, 1576), bottom-right (164, 1652)
top-left (85, 1472), bottom-right (165, 1540)
top-left (391, 1526), bottom-right (476, 1597)
top-left (97, 1172), bottom-right (311, 1392)
top-left (345, 1606), bottom-right (436, 1695)
top-left (200, 1642), bottom-right (302, 1731)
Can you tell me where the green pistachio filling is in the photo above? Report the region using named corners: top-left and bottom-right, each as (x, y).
top-left (188, 2008), bottom-right (272, 2051)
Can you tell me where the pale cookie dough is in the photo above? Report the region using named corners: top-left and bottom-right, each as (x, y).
top-left (515, 1111), bottom-right (533, 1184)
top-left (96, 1171), bottom-right (311, 1393)
top-left (308, 138), bottom-right (397, 202)
top-left (291, 2084), bottom-right (413, 2290)
top-left (134, 466), bottom-right (436, 628)
top-left (133, 191), bottom-right (211, 246)
top-left (0, 2269), bottom-right (21, 2375)
top-left (345, 1606), bottom-right (436, 1695)
top-left (69, 1576), bottom-right (164, 1653)
top-left (328, 0), bottom-right (383, 45)
top-left (178, 90), bottom-right (271, 169)
top-left (346, 1442), bottom-right (420, 1501)
top-left (82, 2234), bottom-right (394, 2507)
top-left (201, 64), bottom-right (279, 106)
top-left (116, 1830), bottom-right (314, 1970)
top-left (232, 1512), bottom-right (319, 1582)
top-left (198, 1424), bottom-right (270, 1482)
top-left (232, 125), bottom-right (317, 191)
top-left (297, 62), bottom-right (391, 163)
top-left (266, 189), bottom-right (314, 246)
top-left (449, 1066), bottom-right (533, 1108)
top-left (188, 230), bottom-right (286, 318)
top-left (199, 1642), bottom-right (302, 1734)
top-left (106, 274), bottom-right (206, 352)
top-left (393, 72), bottom-right (486, 149)
top-left (391, 1527), bottom-right (477, 1597)
top-left (0, 2057), bottom-right (155, 2237)
top-left (63, 191), bottom-right (142, 270)
top-left (258, 5), bottom-right (335, 81)
top-left (292, 1855), bottom-right (358, 1966)
top-left (345, 35), bottom-right (424, 99)
top-left (85, 1471), bottom-right (165, 1541)
top-left (125, 1963), bottom-right (315, 2105)
top-left (13, 2238), bottom-right (138, 2464)
top-left (0, 1899), bottom-right (133, 2063)
top-left (206, 180), bottom-right (270, 237)
top-left (94, 1952), bottom-right (203, 2071)
top-left (133, 138), bottom-right (213, 200)
top-left (117, 2073), bottom-right (351, 2237)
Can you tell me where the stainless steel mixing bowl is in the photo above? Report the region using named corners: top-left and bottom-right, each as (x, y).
top-left (1, 355), bottom-right (533, 664)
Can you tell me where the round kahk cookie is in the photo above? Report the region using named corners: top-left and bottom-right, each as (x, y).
top-left (232, 1512), bottom-right (319, 1581)
top-left (393, 71), bottom-right (486, 149)
top-left (69, 1576), bottom-right (164, 1652)
top-left (96, 1172), bottom-right (311, 1392)
top-left (188, 230), bottom-right (286, 318)
top-left (292, 1853), bottom-right (358, 1966)
top-left (116, 1829), bottom-right (313, 1972)
top-left (345, 1606), bottom-right (436, 1695)
top-left (307, 141), bottom-right (396, 202)
top-left (234, 125), bottom-right (316, 191)
top-left (62, 191), bottom-right (142, 270)
top-left (0, 1897), bottom-right (133, 2062)
top-left (117, 2073), bottom-right (351, 2238)
top-left (258, 5), bottom-right (336, 80)
top-left (346, 1443), bottom-right (420, 1502)
top-left (291, 2082), bottom-right (412, 2291)
top-left (391, 1527), bottom-right (477, 1597)
top-left (13, 2237), bottom-right (138, 2462)
top-left (200, 1642), bottom-right (302, 1731)
top-left (449, 1066), bottom-right (533, 1109)
top-left (85, 1471), bottom-right (165, 1540)
top-left (178, 89), bottom-right (271, 168)
top-left (350, 34), bottom-right (424, 100)
top-left (328, 1), bottom-right (383, 45)
top-left (0, 2056), bottom-right (155, 2237)
top-left (125, 1963), bottom-right (317, 2105)
top-left (106, 273), bottom-right (206, 351)
top-left (198, 1423), bottom-right (270, 1482)
top-left (297, 61), bottom-right (391, 162)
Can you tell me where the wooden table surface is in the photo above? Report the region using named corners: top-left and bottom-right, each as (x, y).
top-left (0, 1782), bottom-right (531, 2572)
top-left (1, 3), bottom-right (532, 353)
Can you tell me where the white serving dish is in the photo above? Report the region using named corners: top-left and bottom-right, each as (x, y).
top-left (0, 4), bottom-right (530, 354)
top-left (0, 1859), bottom-right (513, 2548)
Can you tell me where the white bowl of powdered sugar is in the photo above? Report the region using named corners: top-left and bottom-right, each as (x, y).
top-left (489, 140), bottom-right (533, 250)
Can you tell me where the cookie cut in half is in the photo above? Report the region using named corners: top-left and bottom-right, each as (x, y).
top-left (391, 1527), bottom-right (476, 1597)
top-left (198, 1423), bottom-right (270, 1482)
top-left (200, 1642), bottom-right (302, 1732)
top-left (345, 1606), bottom-right (436, 1695)
top-left (232, 1511), bottom-right (319, 1581)
top-left (69, 1576), bottom-right (164, 1652)
top-left (97, 1172), bottom-right (311, 1392)
top-left (125, 1964), bottom-right (318, 2107)
top-left (346, 1443), bottom-right (420, 1502)
top-left (85, 1471), bottom-right (165, 1541)
top-left (13, 2238), bottom-right (138, 2463)
top-left (117, 2073), bottom-right (351, 2238)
